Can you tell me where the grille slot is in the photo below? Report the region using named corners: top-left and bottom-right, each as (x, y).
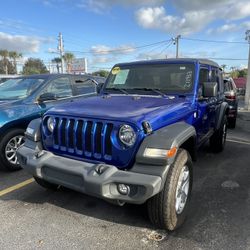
top-left (51, 117), bottom-right (113, 160)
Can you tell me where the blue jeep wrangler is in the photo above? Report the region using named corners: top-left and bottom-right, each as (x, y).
top-left (17, 59), bottom-right (228, 231)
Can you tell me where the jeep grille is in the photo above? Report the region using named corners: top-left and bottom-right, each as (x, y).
top-left (47, 117), bottom-right (113, 160)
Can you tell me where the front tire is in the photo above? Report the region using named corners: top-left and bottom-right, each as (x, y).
top-left (0, 128), bottom-right (25, 171)
top-left (147, 149), bottom-right (193, 231)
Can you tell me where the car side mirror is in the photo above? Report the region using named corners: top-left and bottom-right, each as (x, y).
top-left (37, 92), bottom-right (57, 103)
top-left (96, 82), bottom-right (104, 94)
top-left (203, 82), bottom-right (218, 98)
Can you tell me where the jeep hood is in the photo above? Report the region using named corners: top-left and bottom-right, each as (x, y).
top-left (47, 95), bottom-right (193, 130)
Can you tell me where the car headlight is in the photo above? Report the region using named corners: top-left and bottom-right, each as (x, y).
top-left (47, 117), bottom-right (56, 133)
top-left (119, 124), bottom-right (136, 147)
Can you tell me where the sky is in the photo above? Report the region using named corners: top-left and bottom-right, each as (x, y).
top-left (0, 0), bottom-right (250, 72)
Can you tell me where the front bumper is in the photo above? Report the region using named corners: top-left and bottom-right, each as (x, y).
top-left (17, 145), bottom-right (165, 204)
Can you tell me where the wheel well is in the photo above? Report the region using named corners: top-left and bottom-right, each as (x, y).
top-left (180, 136), bottom-right (197, 161)
top-left (0, 122), bottom-right (28, 140)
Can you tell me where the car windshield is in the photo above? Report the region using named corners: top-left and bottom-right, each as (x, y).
top-left (105, 63), bottom-right (195, 95)
top-left (0, 78), bottom-right (45, 100)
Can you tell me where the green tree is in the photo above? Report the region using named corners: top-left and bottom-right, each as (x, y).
top-left (63, 52), bottom-right (75, 73)
top-left (0, 59), bottom-right (15, 74)
top-left (0, 50), bottom-right (9, 74)
top-left (229, 66), bottom-right (239, 78)
top-left (52, 57), bottom-right (61, 73)
top-left (92, 70), bottom-right (109, 78)
top-left (238, 69), bottom-right (247, 78)
top-left (9, 51), bottom-right (22, 74)
top-left (22, 58), bottom-right (49, 75)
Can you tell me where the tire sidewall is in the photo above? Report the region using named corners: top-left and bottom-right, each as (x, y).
top-left (166, 149), bottom-right (193, 230)
top-left (0, 128), bottom-right (25, 171)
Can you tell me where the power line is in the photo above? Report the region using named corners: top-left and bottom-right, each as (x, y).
top-left (181, 37), bottom-right (248, 45)
top-left (159, 41), bottom-right (174, 56)
top-left (63, 39), bottom-right (172, 55)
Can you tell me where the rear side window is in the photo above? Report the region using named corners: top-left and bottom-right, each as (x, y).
top-left (74, 78), bottom-right (96, 95)
top-left (224, 80), bottom-right (231, 92)
top-left (42, 77), bottom-right (73, 98)
top-left (211, 68), bottom-right (223, 92)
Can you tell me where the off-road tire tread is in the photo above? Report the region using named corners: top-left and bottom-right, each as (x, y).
top-left (147, 149), bottom-right (192, 231)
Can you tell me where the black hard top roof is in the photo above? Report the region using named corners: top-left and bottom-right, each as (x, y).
top-left (115, 58), bottom-right (220, 68)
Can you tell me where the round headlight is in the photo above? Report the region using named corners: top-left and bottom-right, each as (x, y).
top-left (119, 125), bottom-right (136, 147)
top-left (47, 117), bottom-right (56, 133)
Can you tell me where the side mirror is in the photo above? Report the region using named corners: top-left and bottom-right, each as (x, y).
top-left (96, 82), bottom-right (104, 94)
top-left (203, 82), bottom-right (218, 98)
top-left (37, 92), bottom-right (57, 103)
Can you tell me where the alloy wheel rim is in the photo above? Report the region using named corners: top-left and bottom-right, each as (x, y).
top-left (175, 165), bottom-right (190, 214)
top-left (5, 135), bottom-right (25, 165)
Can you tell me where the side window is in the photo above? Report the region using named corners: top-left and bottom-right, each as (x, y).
top-left (74, 78), bottom-right (96, 95)
top-left (224, 81), bottom-right (230, 92)
top-left (211, 70), bottom-right (217, 82)
top-left (218, 71), bottom-right (223, 92)
top-left (42, 77), bottom-right (73, 98)
top-left (198, 68), bottom-right (209, 97)
top-left (211, 69), bottom-right (222, 92)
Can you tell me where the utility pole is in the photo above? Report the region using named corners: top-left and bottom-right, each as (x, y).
top-left (173, 35), bottom-right (181, 58)
top-left (245, 30), bottom-right (250, 110)
top-left (58, 32), bottom-right (64, 73)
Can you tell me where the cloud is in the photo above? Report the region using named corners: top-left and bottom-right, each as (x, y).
top-left (136, 6), bottom-right (214, 35)
top-left (91, 44), bottom-right (135, 55)
top-left (0, 32), bottom-right (46, 53)
top-left (77, 0), bottom-right (164, 13)
top-left (208, 21), bottom-right (250, 34)
top-left (135, 0), bottom-right (250, 35)
top-left (91, 56), bottom-right (117, 64)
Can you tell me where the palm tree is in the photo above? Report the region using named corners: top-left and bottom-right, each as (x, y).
top-left (0, 50), bottom-right (9, 74)
top-left (52, 57), bottom-right (62, 73)
top-left (221, 64), bottom-right (227, 72)
top-left (63, 52), bottom-right (75, 73)
top-left (9, 51), bottom-right (22, 74)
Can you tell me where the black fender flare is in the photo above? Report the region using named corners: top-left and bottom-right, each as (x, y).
top-left (135, 122), bottom-right (196, 166)
top-left (215, 102), bottom-right (229, 130)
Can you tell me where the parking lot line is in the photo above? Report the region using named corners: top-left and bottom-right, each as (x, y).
top-left (0, 178), bottom-right (34, 197)
top-left (227, 139), bottom-right (250, 146)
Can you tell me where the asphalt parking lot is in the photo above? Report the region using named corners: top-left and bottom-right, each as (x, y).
top-left (0, 112), bottom-right (250, 250)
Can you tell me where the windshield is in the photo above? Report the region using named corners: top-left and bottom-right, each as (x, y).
top-left (105, 63), bottom-right (195, 95)
top-left (0, 78), bottom-right (45, 100)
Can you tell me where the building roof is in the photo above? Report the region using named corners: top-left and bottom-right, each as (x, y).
top-left (233, 77), bottom-right (247, 88)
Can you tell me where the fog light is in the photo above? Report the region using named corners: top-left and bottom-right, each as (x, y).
top-left (117, 184), bottom-right (130, 195)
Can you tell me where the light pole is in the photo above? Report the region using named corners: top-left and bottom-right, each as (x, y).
top-left (58, 32), bottom-right (64, 73)
top-left (245, 30), bottom-right (250, 110)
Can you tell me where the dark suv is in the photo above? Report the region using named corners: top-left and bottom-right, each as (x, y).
top-left (18, 59), bottom-right (228, 231)
top-left (223, 78), bottom-right (238, 128)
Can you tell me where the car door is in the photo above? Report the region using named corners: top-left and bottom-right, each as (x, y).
top-left (36, 76), bottom-right (75, 115)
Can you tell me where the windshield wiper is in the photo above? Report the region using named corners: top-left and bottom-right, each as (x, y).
top-left (104, 87), bottom-right (129, 95)
top-left (132, 88), bottom-right (166, 96)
